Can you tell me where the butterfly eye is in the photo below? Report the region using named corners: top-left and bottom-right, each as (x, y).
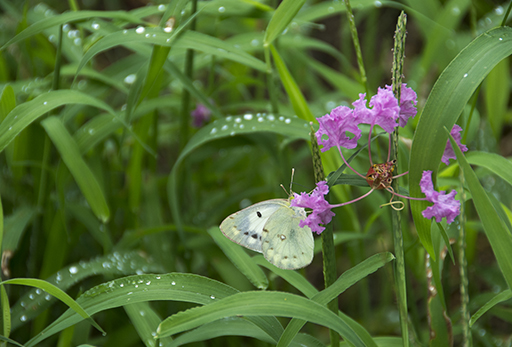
top-left (256, 211), bottom-right (262, 218)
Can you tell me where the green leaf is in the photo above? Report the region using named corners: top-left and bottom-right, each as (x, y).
top-left (409, 26), bottom-right (512, 259)
top-left (0, 90), bottom-right (116, 153)
top-left (125, 302), bottom-right (172, 347)
top-left (269, 44), bottom-right (315, 122)
top-left (1, 206), bottom-right (35, 253)
top-left (208, 227), bottom-right (269, 290)
top-left (156, 291), bottom-right (366, 347)
top-left (466, 151), bottom-right (512, 187)
top-left (263, 0), bottom-right (306, 46)
top-left (0, 278), bottom-right (105, 335)
top-left (470, 289), bottom-right (512, 326)
top-left (0, 10), bottom-right (143, 51)
top-left (25, 274), bottom-right (239, 347)
top-left (448, 128), bottom-right (512, 290)
top-left (41, 116), bottom-right (110, 222)
top-left (485, 58), bottom-right (509, 137)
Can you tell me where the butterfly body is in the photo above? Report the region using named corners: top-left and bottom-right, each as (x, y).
top-left (220, 199), bottom-right (314, 270)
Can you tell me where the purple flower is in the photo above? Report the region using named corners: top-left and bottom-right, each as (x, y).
top-left (316, 106), bottom-right (362, 151)
top-left (420, 170), bottom-right (460, 224)
top-left (442, 124), bottom-right (468, 165)
top-left (385, 84), bottom-right (418, 127)
top-left (291, 181), bottom-right (335, 234)
top-left (354, 88), bottom-right (400, 133)
top-left (191, 103), bottom-right (211, 128)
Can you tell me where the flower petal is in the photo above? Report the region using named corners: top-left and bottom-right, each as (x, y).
top-left (316, 106), bottom-right (362, 151)
top-left (442, 124), bottom-right (468, 165)
top-left (291, 181), bottom-right (334, 234)
top-left (420, 170), bottom-right (460, 224)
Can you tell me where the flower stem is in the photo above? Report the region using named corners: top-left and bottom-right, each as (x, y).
top-left (310, 126), bottom-right (338, 347)
top-left (458, 170), bottom-right (472, 347)
top-left (368, 124), bottom-right (374, 166)
top-left (337, 146), bottom-right (366, 179)
top-left (391, 11), bottom-right (410, 347)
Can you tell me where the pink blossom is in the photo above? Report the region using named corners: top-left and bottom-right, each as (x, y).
top-left (316, 106), bottom-right (362, 151)
top-left (291, 181), bottom-right (335, 234)
top-left (442, 124), bottom-right (468, 165)
top-left (191, 103), bottom-right (211, 128)
top-left (420, 171), bottom-right (460, 224)
top-left (354, 87), bottom-right (400, 133)
top-left (385, 84), bottom-right (417, 127)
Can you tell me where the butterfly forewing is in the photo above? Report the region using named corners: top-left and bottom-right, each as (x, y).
top-left (261, 204), bottom-right (314, 270)
top-left (219, 199), bottom-right (288, 253)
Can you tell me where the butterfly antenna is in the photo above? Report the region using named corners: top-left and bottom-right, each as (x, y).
top-left (289, 168), bottom-right (295, 195)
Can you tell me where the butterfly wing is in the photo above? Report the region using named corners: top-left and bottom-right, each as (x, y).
top-left (261, 203), bottom-right (314, 270)
top-left (219, 199), bottom-right (287, 253)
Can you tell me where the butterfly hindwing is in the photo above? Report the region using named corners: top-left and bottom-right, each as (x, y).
top-left (219, 199), bottom-right (287, 253)
top-left (261, 203), bottom-right (314, 270)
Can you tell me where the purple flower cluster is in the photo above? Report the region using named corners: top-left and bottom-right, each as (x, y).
top-left (316, 84), bottom-right (417, 151)
top-left (294, 84), bottom-right (468, 233)
top-left (191, 103), bottom-right (211, 128)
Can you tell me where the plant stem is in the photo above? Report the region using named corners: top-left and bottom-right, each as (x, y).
top-left (310, 125), bottom-right (338, 347)
top-left (342, 0), bottom-right (368, 95)
top-left (179, 0), bottom-right (197, 150)
top-left (391, 12), bottom-right (409, 347)
top-left (458, 170), bottom-right (472, 347)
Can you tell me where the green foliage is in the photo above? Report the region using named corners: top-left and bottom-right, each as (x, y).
top-left (0, 0), bottom-right (511, 346)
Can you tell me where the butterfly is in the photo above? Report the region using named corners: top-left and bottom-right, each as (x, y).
top-left (220, 198), bottom-right (314, 270)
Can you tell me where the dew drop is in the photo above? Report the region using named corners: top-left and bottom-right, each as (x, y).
top-left (210, 127), bottom-right (217, 134)
top-left (374, 0), bottom-right (382, 7)
top-left (145, 33), bottom-right (150, 38)
top-left (463, 73), bottom-right (468, 78)
top-left (239, 124), bottom-right (244, 129)
top-left (48, 35), bottom-right (56, 42)
top-left (146, 281), bottom-right (151, 285)
top-left (163, 27), bottom-right (172, 33)
top-left (88, 129), bottom-right (95, 135)
top-left (123, 30), bottom-right (128, 34)
top-left (166, 38), bottom-right (171, 43)
top-left (139, 310), bottom-right (145, 316)
top-left (20, 301), bottom-right (26, 307)
top-left (230, 131), bottom-right (235, 136)
top-left (20, 315), bottom-right (27, 322)
top-left (499, 37), bottom-right (503, 41)
top-left (250, 39), bottom-right (259, 47)
top-left (29, 294), bottom-right (34, 300)
top-left (74, 38), bottom-right (82, 46)
top-left (45, 294), bottom-right (51, 301)
top-left (328, 6), bottom-right (334, 13)
top-left (156, 276), bottom-right (161, 280)
top-left (226, 116), bottom-right (233, 121)
top-left (235, 117), bottom-right (242, 123)
top-left (158, 4), bottom-right (166, 11)
top-left (495, 6), bottom-right (504, 15)
top-left (127, 292), bottom-right (133, 295)
top-left (257, 117), bottom-right (264, 122)
top-left (218, 6), bottom-right (225, 13)
top-left (171, 281), bottom-right (176, 286)
top-left (279, 116), bottom-right (284, 121)
top-left (8, 127), bottom-right (12, 131)
top-left (221, 125), bottom-right (228, 131)
top-left (285, 118), bottom-right (291, 124)
top-left (267, 115), bottom-right (275, 121)
top-left (243, 114), bottom-right (253, 120)
top-left (91, 22), bottom-right (100, 30)
top-left (124, 74), bottom-right (136, 84)
top-left (210, 295), bottom-right (215, 299)
top-left (63, 24), bottom-right (70, 32)
top-left (451, 7), bottom-right (460, 15)
top-left (120, 283), bottom-right (124, 287)
top-left (136, 26), bottom-right (145, 34)
top-left (36, 289), bottom-right (41, 295)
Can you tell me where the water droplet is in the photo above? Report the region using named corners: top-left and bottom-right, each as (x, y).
top-left (91, 22), bottom-right (100, 30)
top-left (235, 117), bottom-right (242, 123)
top-left (48, 35), bottom-right (56, 42)
top-left (495, 6), bottom-right (504, 15)
top-left (163, 27), bottom-right (172, 33)
top-left (218, 6), bottom-right (225, 13)
top-left (239, 124), bottom-right (244, 129)
top-left (451, 7), bottom-right (460, 15)
top-left (280, 234), bottom-right (286, 240)
top-left (258, 117), bottom-right (264, 122)
top-left (20, 301), bottom-right (26, 307)
top-left (171, 281), bottom-right (176, 286)
top-left (29, 294), bottom-right (34, 300)
top-left (210, 295), bottom-right (215, 299)
top-left (136, 26), bottom-right (145, 34)
top-left (127, 292), bottom-right (133, 295)
top-left (230, 131), bottom-right (235, 136)
top-left (74, 38), bottom-right (82, 46)
top-left (120, 283), bottom-right (124, 287)
top-left (45, 294), bottom-right (51, 301)
top-left (374, 0), bottom-right (382, 7)
top-left (285, 118), bottom-right (291, 124)
top-left (499, 37), bottom-right (503, 41)
top-left (279, 116), bottom-right (284, 121)
top-left (124, 74), bottom-right (136, 84)
top-left (267, 115), bottom-right (275, 121)
top-left (69, 266), bottom-right (78, 274)
top-left (146, 281), bottom-right (151, 285)
top-left (210, 128), bottom-right (217, 134)
top-left (123, 30), bottom-right (128, 34)
top-left (20, 315), bottom-right (27, 322)
top-left (8, 127), bottom-right (12, 131)
top-left (35, 289), bottom-right (41, 295)
top-left (158, 4), bottom-right (166, 11)
top-left (63, 24), bottom-right (70, 32)
top-left (145, 33), bottom-right (150, 38)
top-left (328, 6), bottom-right (335, 12)
top-left (166, 38), bottom-right (171, 43)
top-left (78, 80), bottom-right (87, 89)
top-left (250, 39), bottom-right (259, 47)
top-left (140, 310), bottom-right (145, 316)
top-left (156, 276), bottom-right (161, 280)
top-left (463, 73), bottom-right (468, 78)
top-left (243, 114), bottom-right (253, 120)
top-left (221, 125), bottom-right (228, 131)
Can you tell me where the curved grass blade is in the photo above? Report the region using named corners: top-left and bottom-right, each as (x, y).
top-left (449, 129), bottom-right (512, 290)
top-left (470, 289), bottom-right (512, 326)
top-left (466, 151), bottom-right (512, 187)
top-left (41, 116), bottom-right (110, 222)
top-left (0, 90), bottom-right (115, 153)
top-left (11, 251), bottom-right (162, 330)
top-left (156, 291), bottom-right (366, 347)
top-left (409, 26), bottom-right (512, 259)
top-left (125, 302), bottom-right (172, 347)
top-left (0, 335), bottom-right (24, 347)
top-left (1, 278), bottom-right (105, 335)
top-left (264, 0), bottom-right (306, 46)
top-left (0, 10), bottom-right (143, 51)
top-left (209, 227), bottom-right (268, 290)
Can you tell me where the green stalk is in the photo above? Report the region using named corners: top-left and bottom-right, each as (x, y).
top-left (179, 0), bottom-right (197, 150)
top-left (264, 46), bottom-right (279, 114)
top-left (458, 171), bottom-right (472, 347)
top-left (391, 12), bottom-right (409, 347)
top-left (342, 0), bottom-right (368, 95)
top-left (310, 125), bottom-right (338, 347)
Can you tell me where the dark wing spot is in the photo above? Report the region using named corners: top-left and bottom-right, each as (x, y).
top-left (263, 228), bottom-right (269, 233)
top-left (284, 256), bottom-right (288, 259)
top-left (293, 256), bottom-right (297, 259)
top-left (244, 232), bottom-right (249, 235)
top-left (257, 211), bottom-right (262, 217)
top-left (251, 234), bottom-right (258, 239)
top-left (264, 240), bottom-right (269, 244)
top-left (259, 236), bottom-right (262, 240)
